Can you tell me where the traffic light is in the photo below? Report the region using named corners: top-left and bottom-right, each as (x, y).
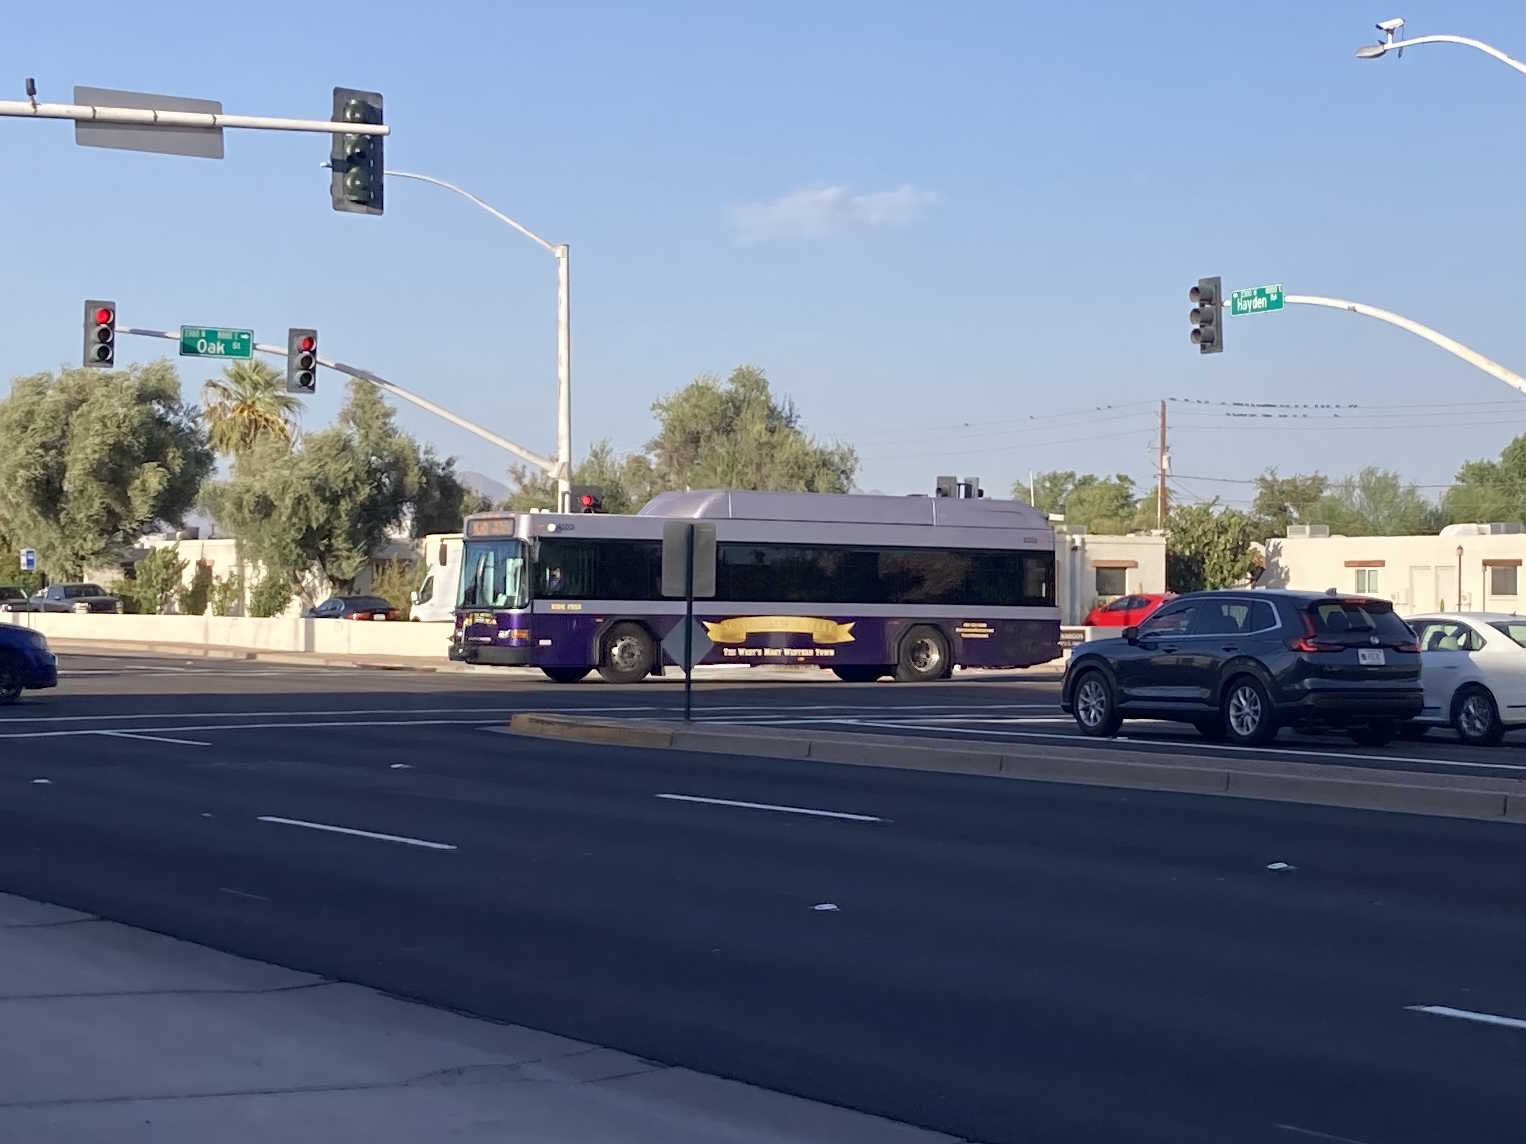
top-left (1190, 276), bottom-right (1222, 354)
top-left (83, 300), bottom-right (115, 368)
top-left (330, 88), bottom-right (384, 215)
top-left (286, 328), bottom-right (317, 394)
top-left (571, 486), bottom-right (604, 513)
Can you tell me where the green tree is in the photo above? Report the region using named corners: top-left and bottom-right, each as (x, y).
top-left (0, 362), bottom-right (213, 578)
top-left (125, 545), bottom-right (187, 615)
top-left (1164, 503), bottom-right (1258, 592)
top-left (201, 360), bottom-right (302, 458)
top-left (208, 382), bottom-right (442, 596)
top-left (502, 439), bottom-right (659, 514)
top-left (1443, 434), bottom-right (1526, 525)
top-left (646, 366), bottom-right (857, 492)
top-left (409, 446), bottom-right (493, 534)
top-left (1011, 471), bottom-right (1077, 517)
top-left (1251, 470), bottom-right (1329, 538)
top-left (1012, 470), bottom-right (1137, 533)
top-left (1313, 467), bottom-right (1440, 536)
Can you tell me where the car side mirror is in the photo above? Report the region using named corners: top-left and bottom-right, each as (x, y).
top-left (409, 590), bottom-right (419, 605)
top-left (1122, 626), bottom-right (1139, 644)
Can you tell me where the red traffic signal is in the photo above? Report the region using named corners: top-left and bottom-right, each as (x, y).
top-left (286, 327), bottom-right (318, 394)
top-left (571, 487), bottom-right (604, 513)
top-left (83, 299), bottom-right (116, 368)
top-left (299, 335), bottom-right (315, 353)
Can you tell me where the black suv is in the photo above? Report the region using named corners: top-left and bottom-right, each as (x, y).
top-left (1061, 590), bottom-right (1422, 746)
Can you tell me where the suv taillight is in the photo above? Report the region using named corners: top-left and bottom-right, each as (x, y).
top-left (1289, 612), bottom-right (1343, 653)
top-left (1394, 640), bottom-right (1420, 654)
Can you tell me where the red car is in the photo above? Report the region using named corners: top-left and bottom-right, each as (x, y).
top-left (1083, 593), bottom-right (1173, 628)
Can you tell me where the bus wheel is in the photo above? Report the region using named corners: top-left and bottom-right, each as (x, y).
top-left (598, 623), bottom-right (655, 684)
top-left (895, 626), bottom-right (950, 683)
top-left (541, 667), bottom-right (591, 684)
top-left (832, 666), bottom-right (886, 683)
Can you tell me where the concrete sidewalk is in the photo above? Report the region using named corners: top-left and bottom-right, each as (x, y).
top-left (0, 893), bottom-right (969, 1143)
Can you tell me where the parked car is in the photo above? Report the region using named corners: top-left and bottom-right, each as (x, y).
top-left (0, 586), bottom-right (27, 613)
top-left (27, 583), bottom-right (122, 614)
top-left (1062, 590), bottom-right (1422, 746)
top-left (304, 595), bottom-right (400, 621)
top-left (1404, 612), bottom-right (1526, 746)
top-left (0, 622), bottom-right (58, 703)
top-left (1082, 593), bottom-right (1173, 628)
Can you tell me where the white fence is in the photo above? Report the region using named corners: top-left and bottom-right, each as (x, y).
top-left (11, 613), bottom-right (454, 660)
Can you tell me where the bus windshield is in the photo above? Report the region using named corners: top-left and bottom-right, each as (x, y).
top-left (458, 539), bottom-right (529, 610)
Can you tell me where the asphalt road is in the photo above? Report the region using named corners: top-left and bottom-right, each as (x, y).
top-left (4, 651), bottom-right (1526, 1143)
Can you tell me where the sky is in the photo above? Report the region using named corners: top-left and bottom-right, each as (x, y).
top-left (5, 0), bottom-right (1526, 512)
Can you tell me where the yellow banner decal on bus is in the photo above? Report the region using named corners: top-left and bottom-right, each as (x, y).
top-left (702, 617), bottom-right (856, 644)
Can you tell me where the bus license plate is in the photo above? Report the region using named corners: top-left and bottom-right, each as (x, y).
top-left (1358, 649), bottom-right (1385, 665)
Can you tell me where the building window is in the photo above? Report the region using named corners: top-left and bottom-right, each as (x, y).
top-left (1354, 567), bottom-right (1380, 594)
top-left (1094, 566), bottom-right (1126, 597)
top-left (1490, 564), bottom-right (1518, 597)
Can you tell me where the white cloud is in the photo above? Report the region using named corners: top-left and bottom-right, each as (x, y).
top-left (730, 184), bottom-right (938, 245)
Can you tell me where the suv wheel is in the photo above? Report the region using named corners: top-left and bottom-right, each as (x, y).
top-left (1455, 687), bottom-right (1504, 747)
top-left (1071, 670), bottom-right (1121, 737)
top-left (1222, 676), bottom-right (1276, 746)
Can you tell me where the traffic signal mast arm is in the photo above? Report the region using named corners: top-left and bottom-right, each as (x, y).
top-left (0, 98), bottom-right (389, 137)
top-left (116, 326), bottom-right (558, 476)
top-left (1282, 294), bottom-right (1526, 397)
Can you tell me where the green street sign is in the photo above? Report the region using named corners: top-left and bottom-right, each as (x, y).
top-left (1230, 284), bottom-right (1284, 317)
top-left (179, 326), bottom-right (253, 359)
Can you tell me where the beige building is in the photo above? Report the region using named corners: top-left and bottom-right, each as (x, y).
top-left (1260, 523), bottom-right (1526, 615)
top-left (1055, 531), bottom-right (1168, 625)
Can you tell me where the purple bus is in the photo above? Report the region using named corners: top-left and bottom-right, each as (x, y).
top-left (453, 489), bottom-right (1058, 683)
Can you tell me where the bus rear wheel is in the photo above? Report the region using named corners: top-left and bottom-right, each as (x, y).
top-left (832, 666), bottom-right (886, 683)
top-left (541, 667), bottom-right (590, 684)
top-left (598, 623), bottom-right (655, 684)
top-left (895, 625), bottom-right (950, 683)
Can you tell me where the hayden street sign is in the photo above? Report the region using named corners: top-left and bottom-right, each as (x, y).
top-left (1230, 284), bottom-right (1284, 317)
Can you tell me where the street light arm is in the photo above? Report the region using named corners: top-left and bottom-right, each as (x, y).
top-left (119, 327), bottom-right (558, 476)
top-left (1282, 295), bottom-right (1526, 397)
top-left (1368, 33), bottom-right (1526, 77)
top-left (384, 169), bottom-right (557, 254)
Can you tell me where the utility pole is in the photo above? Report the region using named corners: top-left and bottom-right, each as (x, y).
top-left (1157, 399), bottom-right (1168, 529)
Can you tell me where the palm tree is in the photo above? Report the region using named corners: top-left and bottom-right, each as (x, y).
top-left (201, 360), bottom-right (302, 458)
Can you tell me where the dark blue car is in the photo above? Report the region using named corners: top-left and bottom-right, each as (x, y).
top-left (0, 623), bottom-right (58, 703)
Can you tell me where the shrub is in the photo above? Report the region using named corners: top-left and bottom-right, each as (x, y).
top-left (177, 560), bottom-right (213, 616)
top-left (209, 571), bottom-right (243, 617)
top-left (248, 574), bottom-right (292, 618)
top-left (127, 546), bottom-right (187, 615)
top-left (369, 559), bottom-right (420, 620)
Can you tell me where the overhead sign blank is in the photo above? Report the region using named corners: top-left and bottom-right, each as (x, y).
top-left (74, 86), bottom-right (224, 159)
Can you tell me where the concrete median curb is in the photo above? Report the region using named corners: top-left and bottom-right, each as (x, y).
top-left (507, 712), bottom-right (1526, 825)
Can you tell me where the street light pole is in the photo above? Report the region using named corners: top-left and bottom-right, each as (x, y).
top-left (1355, 19), bottom-right (1526, 76)
top-left (1282, 295), bottom-right (1526, 396)
top-left (384, 169), bottom-right (573, 511)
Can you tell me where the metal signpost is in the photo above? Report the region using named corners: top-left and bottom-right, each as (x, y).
top-left (179, 326), bottom-right (253, 359)
top-left (661, 521), bottom-right (717, 721)
top-left (1231, 284), bottom-right (1285, 317)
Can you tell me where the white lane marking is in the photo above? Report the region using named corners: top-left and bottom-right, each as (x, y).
top-left (840, 720), bottom-right (1526, 774)
top-left (1406, 1004), bottom-right (1526, 1031)
top-left (256, 816), bottom-right (458, 851)
top-left (812, 902), bottom-right (840, 911)
top-left (97, 730), bottom-right (210, 747)
top-left (0, 704), bottom-right (542, 725)
top-left (218, 887), bottom-right (270, 902)
top-left (1275, 1125), bottom-right (1376, 1144)
top-left (31, 778), bottom-right (51, 784)
top-left (0, 718), bottom-right (503, 740)
top-left (655, 793), bottom-right (884, 822)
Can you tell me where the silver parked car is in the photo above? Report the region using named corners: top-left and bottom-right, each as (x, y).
top-left (27, 583), bottom-right (123, 614)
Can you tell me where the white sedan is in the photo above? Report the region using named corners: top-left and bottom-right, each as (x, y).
top-left (1405, 612), bottom-right (1526, 745)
